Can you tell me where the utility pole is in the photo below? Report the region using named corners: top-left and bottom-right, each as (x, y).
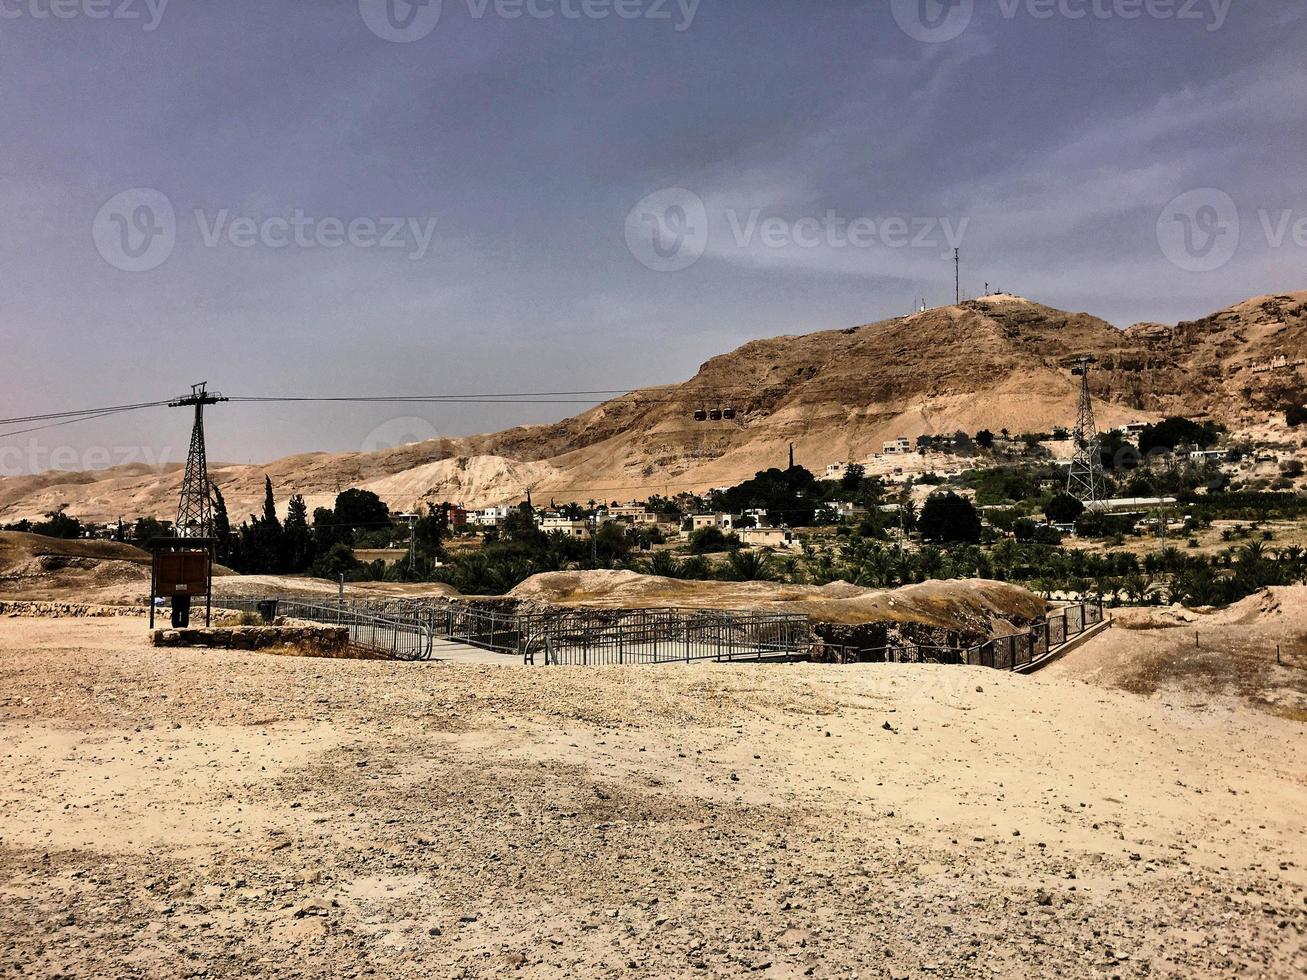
top-left (169, 382), bottom-right (227, 538)
top-left (1066, 357), bottom-right (1105, 508)
top-left (954, 248), bottom-right (960, 306)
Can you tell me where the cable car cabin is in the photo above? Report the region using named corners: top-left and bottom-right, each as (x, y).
top-left (709, 409), bottom-right (723, 421)
top-left (1071, 367), bottom-right (1085, 377)
top-left (722, 407), bottom-right (736, 420)
top-left (693, 409), bottom-right (708, 421)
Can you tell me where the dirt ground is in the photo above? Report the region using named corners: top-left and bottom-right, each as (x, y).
top-left (1, 616), bottom-right (1303, 979)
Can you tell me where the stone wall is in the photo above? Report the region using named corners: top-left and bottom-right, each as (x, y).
top-left (151, 625), bottom-right (350, 653)
top-left (0, 600), bottom-right (145, 618)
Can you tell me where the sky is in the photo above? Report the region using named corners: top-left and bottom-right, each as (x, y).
top-left (1, 0), bottom-right (1304, 475)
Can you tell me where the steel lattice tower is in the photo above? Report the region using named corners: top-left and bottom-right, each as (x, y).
top-left (170, 383), bottom-right (227, 538)
top-left (1066, 356), bottom-right (1105, 507)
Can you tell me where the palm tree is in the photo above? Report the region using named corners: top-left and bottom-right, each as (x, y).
top-left (727, 549), bottom-right (778, 582)
top-left (643, 551), bottom-right (685, 579)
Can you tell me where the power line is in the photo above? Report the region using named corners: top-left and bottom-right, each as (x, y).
top-left (0, 399), bottom-right (172, 429)
top-left (0, 407), bottom-right (156, 438)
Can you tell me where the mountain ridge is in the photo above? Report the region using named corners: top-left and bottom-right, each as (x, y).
top-left (2, 290), bottom-right (1304, 523)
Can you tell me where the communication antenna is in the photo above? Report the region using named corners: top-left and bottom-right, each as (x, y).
top-left (954, 248), bottom-right (960, 306)
top-left (169, 383), bottom-right (227, 538)
top-left (1066, 357), bottom-right (1105, 507)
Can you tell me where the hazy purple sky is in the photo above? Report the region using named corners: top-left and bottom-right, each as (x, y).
top-left (2, 0), bottom-right (1304, 474)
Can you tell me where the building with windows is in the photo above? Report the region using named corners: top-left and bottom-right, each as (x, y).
top-left (539, 516), bottom-right (591, 539)
top-left (739, 527), bottom-right (794, 549)
top-left (472, 506), bottom-right (511, 527)
top-left (690, 513), bottom-right (734, 531)
top-left (882, 437), bottom-right (912, 455)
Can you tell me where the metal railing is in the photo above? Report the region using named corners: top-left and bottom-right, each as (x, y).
top-left (819, 599), bottom-right (1105, 672)
top-left (215, 595), bottom-right (431, 661)
top-left (213, 588), bottom-right (1101, 673)
top-left (524, 607), bottom-right (811, 666)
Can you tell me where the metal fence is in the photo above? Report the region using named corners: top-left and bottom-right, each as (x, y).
top-left (820, 599), bottom-right (1105, 672)
top-left (213, 590), bottom-right (1101, 672)
top-left (215, 595), bottom-right (432, 661)
top-left (522, 607), bottom-right (811, 666)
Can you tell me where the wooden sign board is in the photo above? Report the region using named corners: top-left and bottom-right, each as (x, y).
top-left (154, 551), bottom-right (210, 598)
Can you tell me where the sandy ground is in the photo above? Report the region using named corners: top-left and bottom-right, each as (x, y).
top-left (1, 616), bottom-right (1303, 978)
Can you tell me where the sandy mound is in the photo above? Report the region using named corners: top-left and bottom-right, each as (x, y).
top-left (212, 575), bottom-right (463, 603)
top-left (509, 569), bottom-right (1047, 635)
top-left (1042, 586), bottom-right (1307, 719)
top-left (0, 531), bottom-right (155, 603)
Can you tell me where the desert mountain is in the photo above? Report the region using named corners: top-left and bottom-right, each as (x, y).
top-left (3, 291), bottom-right (1304, 523)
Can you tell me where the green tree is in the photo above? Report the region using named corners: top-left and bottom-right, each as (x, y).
top-left (1139, 417), bottom-right (1222, 455)
top-left (840, 463), bottom-right (866, 493)
top-left (413, 507), bottom-right (448, 560)
top-left (593, 521), bottom-right (631, 561)
top-left (282, 494), bottom-right (314, 571)
top-left (727, 549), bottom-right (778, 581)
top-left (689, 526), bottom-right (736, 554)
top-left (311, 541), bottom-right (360, 579)
top-left (131, 516), bottom-right (169, 543)
top-left (917, 492), bottom-right (982, 544)
top-left (333, 488), bottom-right (391, 535)
top-left (33, 508), bottom-right (82, 539)
top-left (1045, 493), bottom-right (1086, 524)
top-left (211, 483), bottom-right (236, 566)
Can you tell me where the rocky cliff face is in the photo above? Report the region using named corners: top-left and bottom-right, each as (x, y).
top-left (2, 291), bottom-right (1304, 522)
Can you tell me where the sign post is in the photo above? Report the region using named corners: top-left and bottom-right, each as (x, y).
top-left (148, 538), bottom-right (215, 629)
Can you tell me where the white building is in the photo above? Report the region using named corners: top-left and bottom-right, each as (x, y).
top-left (690, 513), bottom-right (734, 532)
top-left (472, 506), bottom-right (512, 527)
top-left (824, 462), bottom-right (850, 481)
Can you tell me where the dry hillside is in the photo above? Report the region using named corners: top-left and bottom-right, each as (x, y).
top-left (2, 291), bottom-right (1304, 523)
